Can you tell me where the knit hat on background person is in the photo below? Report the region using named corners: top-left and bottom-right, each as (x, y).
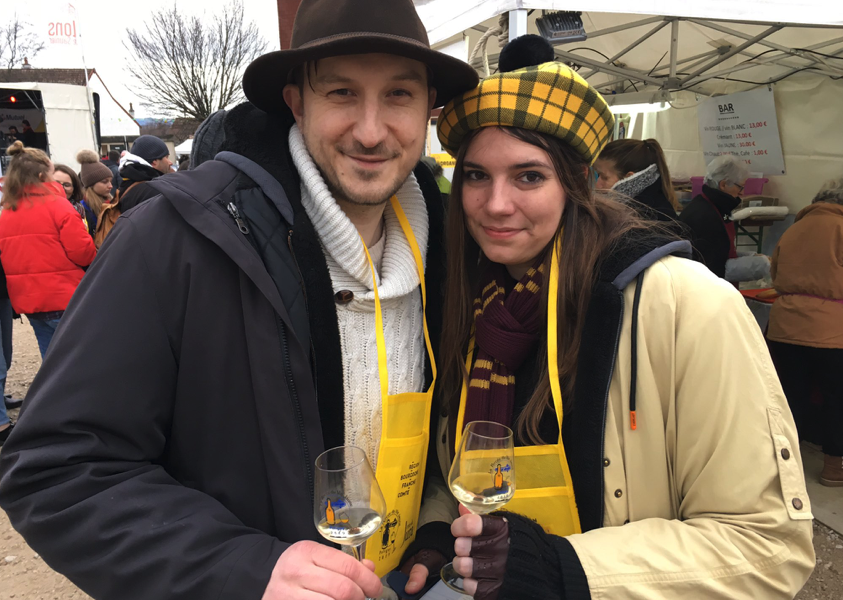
top-left (129, 135), bottom-right (169, 163)
top-left (190, 110), bottom-right (226, 170)
top-left (76, 149), bottom-right (115, 188)
top-left (437, 35), bottom-right (614, 164)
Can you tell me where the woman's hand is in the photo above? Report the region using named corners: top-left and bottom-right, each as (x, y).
top-left (451, 505), bottom-right (509, 600)
top-left (400, 549), bottom-right (447, 597)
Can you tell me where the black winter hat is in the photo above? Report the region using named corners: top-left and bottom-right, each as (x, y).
top-left (131, 135), bottom-right (169, 163)
top-left (190, 110), bottom-right (226, 170)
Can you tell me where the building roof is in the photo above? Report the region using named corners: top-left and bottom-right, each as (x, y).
top-left (0, 68), bottom-right (95, 86)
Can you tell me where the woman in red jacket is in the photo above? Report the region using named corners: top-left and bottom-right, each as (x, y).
top-left (0, 142), bottom-right (97, 357)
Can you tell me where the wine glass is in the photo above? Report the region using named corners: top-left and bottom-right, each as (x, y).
top-left (314, 446), bottom-right (387, 565)
top-left (440, 421), bottom-right (516, 594)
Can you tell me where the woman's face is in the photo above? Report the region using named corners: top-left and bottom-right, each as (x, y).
top-left (461, 128), bottom-right (566, 279)
top-left (719, 179), bottom-right (747, 199)
top-left (93, 178), bottom-right (113, 197)
top-left (53, 170), bottom-right (74, 200)
top-left (593, 158), bottom-right (622, 190)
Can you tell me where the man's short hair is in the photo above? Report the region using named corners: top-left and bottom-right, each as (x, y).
top-left (22, 120), bottom-right (30, 127)
top-left (9, 126), bottom-right (17, 132)
top-left (108, 150), bottom-right (120, 162)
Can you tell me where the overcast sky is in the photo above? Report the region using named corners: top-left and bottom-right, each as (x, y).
top-left (14, 0), bottom-right (281, 120)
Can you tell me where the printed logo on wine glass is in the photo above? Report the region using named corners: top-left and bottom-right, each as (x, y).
top-left (485, 460), bottom-right (512, 501)
top-left (321, 495), bottom-right (352, 536)
top-left (378, 510), bottom-right (401, 557)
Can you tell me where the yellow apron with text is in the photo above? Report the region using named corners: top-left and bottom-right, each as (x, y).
top-left (456, 240), bottom-right (581, 536)
top-left (362, 197), bottom-right (436, 576)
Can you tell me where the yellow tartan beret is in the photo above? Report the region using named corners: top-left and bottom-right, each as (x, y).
top-left (437, 61), bottom-right (615, 164)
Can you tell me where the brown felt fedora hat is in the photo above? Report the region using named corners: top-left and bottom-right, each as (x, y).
top-left (243, 0), bottom-right (478, 113)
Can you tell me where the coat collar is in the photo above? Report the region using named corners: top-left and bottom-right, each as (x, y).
top-left (701, 184), bottom-right (740, 217)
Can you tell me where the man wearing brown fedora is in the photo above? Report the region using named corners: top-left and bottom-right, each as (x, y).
top-left (0, 1), bottom-right (477, 600)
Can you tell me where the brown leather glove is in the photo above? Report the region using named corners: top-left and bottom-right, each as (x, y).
top-left (470, 515), bottom-right (510, 600)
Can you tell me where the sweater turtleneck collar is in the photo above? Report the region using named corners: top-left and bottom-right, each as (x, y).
top-left (287, 124), bottom-right (429, 303)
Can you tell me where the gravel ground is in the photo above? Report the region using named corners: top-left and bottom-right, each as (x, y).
top-left (0, 319), bottom-right (841, 599)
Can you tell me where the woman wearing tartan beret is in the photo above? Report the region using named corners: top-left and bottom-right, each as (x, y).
top-left (401, 35), bottom-right (813, 600)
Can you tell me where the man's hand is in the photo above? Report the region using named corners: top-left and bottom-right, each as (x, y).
top-left (401, 549), bottom-right (447, 597)
top-left (262, 541), bottom-right (383, 600)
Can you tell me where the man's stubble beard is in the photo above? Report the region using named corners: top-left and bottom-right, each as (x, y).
top-left (323, 166), bottom-right (407, 207)
top-left (300, 124), bottom-right (420, 207)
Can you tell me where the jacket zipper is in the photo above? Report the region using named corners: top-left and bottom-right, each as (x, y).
top-left (227, 202), bottom-right (250, 234)
top-left (286, 229), bottom-right (315, 502)
top-left (225, 202), bottom-right (314, 504)
top-left (278, 316), bottom-right (314, 503)
top-left (598, 292), bottom-right (625, 527)
top-left (287, 230), bottom-right (318, 382)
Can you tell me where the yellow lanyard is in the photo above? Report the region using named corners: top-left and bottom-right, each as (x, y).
top-left (360, 196), bottom-right (437, 402)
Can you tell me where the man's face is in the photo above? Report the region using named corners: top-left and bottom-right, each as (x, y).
top-left (283, 53), bottom-right (436, 207)
top-left (9, 127), bottom-right (17, 136)
top-left (151, 156), bottom-right (172, 174)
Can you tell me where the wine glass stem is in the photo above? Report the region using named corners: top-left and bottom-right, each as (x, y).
top-left (351, 544), bottom-right (376, 600)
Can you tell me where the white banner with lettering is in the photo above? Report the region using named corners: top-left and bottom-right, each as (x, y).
top-left (697, 87), bottom-right (786, 176)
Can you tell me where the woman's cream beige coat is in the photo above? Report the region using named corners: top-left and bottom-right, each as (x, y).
top-left (421, 256), bottom-right (814, 599)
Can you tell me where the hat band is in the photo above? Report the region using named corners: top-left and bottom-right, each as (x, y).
top-left (296, 31), bottom-right (431, 51)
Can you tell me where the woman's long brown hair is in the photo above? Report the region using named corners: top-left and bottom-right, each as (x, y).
top-left (598, 138), bottom-right (680, 211)
top-left (439, 127), bottom-right (650, 445)
top-left (83, 186), bottom-right (109, 218)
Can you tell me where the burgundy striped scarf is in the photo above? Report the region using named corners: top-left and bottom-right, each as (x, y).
top-left (464, 262), bottom-right (545, 427)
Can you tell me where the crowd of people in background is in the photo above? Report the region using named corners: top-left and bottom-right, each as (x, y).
top-left (0, 131), bottom-right (180, 445)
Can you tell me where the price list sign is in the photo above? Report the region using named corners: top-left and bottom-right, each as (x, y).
top-left (697, 87), bottom-right (786, 175)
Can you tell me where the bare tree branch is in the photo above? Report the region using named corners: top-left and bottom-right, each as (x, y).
top-left (1, 14), bottom-right (46, 71)
top-left (123, 0), bottom-right (268, 120)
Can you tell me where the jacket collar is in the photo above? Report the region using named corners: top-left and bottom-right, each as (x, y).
top-left (796, 201), bottom-right (843, 221)
top-left (612, 164), bottom-right (660, 199)
top-left (702, 184), bottom-right (740, 217)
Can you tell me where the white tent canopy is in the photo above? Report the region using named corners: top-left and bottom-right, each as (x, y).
top-left (416, 1), bottom-right (843, 46)
top-left (174, 138), bottom-right (193, 155)
top-left (415, 3), bottom-right (843, 96)
top-left (1, 82), bottom-right (96, 169)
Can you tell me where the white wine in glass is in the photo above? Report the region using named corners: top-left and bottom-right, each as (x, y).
top-left (313, 446), bottom-right (387, 563)
top-left (441, 421), bottom-right (516, 594)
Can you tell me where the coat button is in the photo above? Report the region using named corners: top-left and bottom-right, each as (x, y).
top-left (614, 489), bottom-right (623, 498)
top-left (603, 458), bottom-right (610, 467)
top-left (792, 498), bottom-right (803, 510)
top-left (781, 448), bottom-right (791, 460)
top-left (335, 290), bottom-right (354, 305)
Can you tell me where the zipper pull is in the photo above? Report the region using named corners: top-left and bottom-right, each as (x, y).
top-left (227, 202), bottom-right (250, 235)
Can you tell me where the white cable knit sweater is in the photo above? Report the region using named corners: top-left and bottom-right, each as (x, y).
top-left (289, 125), bottom-right (428, 471)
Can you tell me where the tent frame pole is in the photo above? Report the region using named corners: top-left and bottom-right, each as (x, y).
top-left (509, 9), bottom-right (528, 42)
top-left (767, 46), bottom-right (843, 83)
top-left (586, 16), bottom-right (665, 39)
top-left (554, 49), bottom-right (665, 86)
top-left (688, 19), bottom-right (813, 61)
top-left (680, 25), bottom-right (782, 84)
top-left (580, 20), bottom-right (672, 79)
top-left (668, 19), bottom-right (680, 80)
